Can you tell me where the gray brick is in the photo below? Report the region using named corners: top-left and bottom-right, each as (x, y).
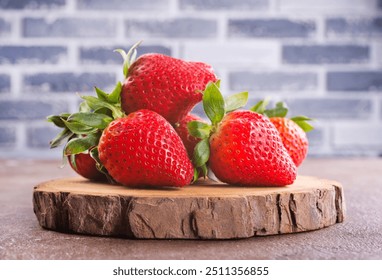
top-left (0, 126), bottom-right (16, 147)
top-left (326, 17), bottom-right (382, 38)
top-left (307, 128), bottom-right (324, 148)
top-left (285, 98), bottom-right (371, 119)
top-left (0, 18), bottom-right (11, 37)
top-left (80, 45), bottom-right (172, 65)
top-left (180, 0), bottom-right (268, 10)
top-left (125, 18), bottom-right (217, 38)
top-left (327, 72), bottom-right (382, 92)
top-left (23, 18), bottom-right (117, 38)
top-left (333, 124), bottom-right (382, 149)
top-left (190, 103), bottom-right (207, 121)
top-left (229, 71), bottom-right (317, 91)
top-left (282, 45), bottom-right (369, 64)
top-left (77, 0), bottom-right (169, 10)
top-left (280, 0), bottom-right (376, 11)
top-left (26, 125), bottom-right (60, 148)
top-left (0, 46), bottom-right (67, 64)
top-left (228, 19), bottom-right (316, 38)
top-left (183, 42), bottom-right (278, 67)
top-left (0, 74), bottom-right (10, 93)
top-left (0, 100), bottom-right (68, 120)
top-left (0, 0), bottom-right (65, 9)
top-left (23, 73), bottom-right (116, 93)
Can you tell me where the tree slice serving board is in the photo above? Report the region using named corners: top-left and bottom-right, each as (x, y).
top-left (33, 176), bottom-right (345, 239)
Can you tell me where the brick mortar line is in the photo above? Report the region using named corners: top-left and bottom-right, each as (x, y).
top-left (0, 66), bottom-right (121, 72)
top-left (4, 11), bottom-right (377, 20)
top-left (370, 41), bottom-right (381, 68)
top-left (0, 38), bottom-right (378, 45)
top-left (0, 9), bottom-right (381, 17)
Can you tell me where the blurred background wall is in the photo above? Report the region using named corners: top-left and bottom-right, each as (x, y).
top-left (0, 0), bottom-right (381, 159)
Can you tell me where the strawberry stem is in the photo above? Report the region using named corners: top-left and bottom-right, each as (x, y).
top-left (114, 40), bottom-right (143, 78)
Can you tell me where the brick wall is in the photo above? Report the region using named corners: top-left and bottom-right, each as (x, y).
top-left (0, 0), bottom-right (381, 159)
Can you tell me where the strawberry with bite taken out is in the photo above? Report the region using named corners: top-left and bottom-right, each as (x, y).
top-left (251, 101), bottom-right (313, 167)
top-left (116, 42), bottom-right (218, 125)
top-left (98, 109), bottom-right (194, 187)
top-left (188, 81), bottom-right (297, 186)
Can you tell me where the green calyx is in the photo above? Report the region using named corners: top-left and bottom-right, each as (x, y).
top-left (47, 82), bottom-right (125, 177)
top-left (47, 41), bottom-right (144, 180)
top-left (188, 80), bottom-right (249, 180)
top-left (250, 100), bottom-right (314, 133)
top-left (114, 40), bottom-right (142, 78)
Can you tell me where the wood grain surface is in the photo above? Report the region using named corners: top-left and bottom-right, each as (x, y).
top-left (33, 176), bottom-right (345, 239)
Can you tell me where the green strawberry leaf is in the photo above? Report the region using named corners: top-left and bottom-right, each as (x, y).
top-left (193, 168), bottom-right (200, 183)
top-left (250, 99), bottom-right (269, 114)
top-left (192, 138), bottom-right (210, 181)
top-left (200, 164), bottom-right (208, 178)
top-left (81, 95), bottom-right (124, 119)
top-left (290, 115), bottom-right (312, 122)
top-left (94, 107), bottom-right (112, 117)
top-left (225, 91), bottom-right (248, 113)
top-left (264, 101), bottom-right (288, 118)
top-left (64, 134), bottom-right (100, 156)
top-left (114, 40), bottom-right (142, 78)
top-left (193, 138), bottom-right (210, 168)
top-left (95, 87), bottom-right (109, 102)
top-left (187, 121), bottom-right (212, 139)
top-left (89, 147), bottom-right (101, 166)
top-left (114, 49), bottom-right (129, 77)
top-left (61, 119), bottom-right (98, 135)
top-left (68, 112), bottom-right (113, 130)
top-left (108, 82), bottom-right (122, 104)
top-left (68, 154), bottom-right (77, 171)
top-left (79, 101), bottom-right (91, 113)
top-left (47, 113), bottom-right (70, 128)
top-left (95, 82), bottom-right (122, 104)
top-left (291, 116), bottom-right (314, 132)
top-left (89, 147), bottom-right (114, 182)
top-left (203, 81), bottom-right (225, 125)
top-left (49, 128), bottom-right (73, 148)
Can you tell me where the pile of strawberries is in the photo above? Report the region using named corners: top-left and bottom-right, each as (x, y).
top-left (49, 42), bottom-right (313, 188)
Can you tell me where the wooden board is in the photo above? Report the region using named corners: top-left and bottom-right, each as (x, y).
top-left (33, 176), bottom-right (345, 239)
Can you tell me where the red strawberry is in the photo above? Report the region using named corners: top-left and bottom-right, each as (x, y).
top-left (68, 153), bottom-right (106, 181)
top-left (98, 109), bottom-right (194, 187)
top-left (208, 111), bottom-right (296, 186)
top-left (117, 43), bottom-right (217, 124)
top-left (47, 82), bottom-right (125, 182)
top-left (189, 82), bottom-right (296, 186)
top-left (175, 113), bottom-right (205, 159)
top-left (269, 118), bottom-right (308, 167)
top-left (251, 101), bottom-right (313, 167)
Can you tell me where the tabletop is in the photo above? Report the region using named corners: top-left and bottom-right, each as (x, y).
top-left (0, 158), bottom-right (381, 260)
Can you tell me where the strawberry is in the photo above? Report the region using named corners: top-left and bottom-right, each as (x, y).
top-left (175, 113), bottom-right (205, 159)
top-left (208, 111), bottom-right (296, 186)
top-left (269, 118), bottom-right (308, 167)
top-left (116, 42), bottom-right (218, 124)
top-left (188, 81), bottom-right (297, 186)
top-left (68, 153), bottom-right (106, 181)
top-left (251, 101), bottom-right (313, 167)
top-left (98, 109), bottom-right (194, 187)
top-left (47, 82), bottom-right (125, 182)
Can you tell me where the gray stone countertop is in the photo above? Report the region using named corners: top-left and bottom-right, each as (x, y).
top-left (0, 158), bottom-right (381, 260)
